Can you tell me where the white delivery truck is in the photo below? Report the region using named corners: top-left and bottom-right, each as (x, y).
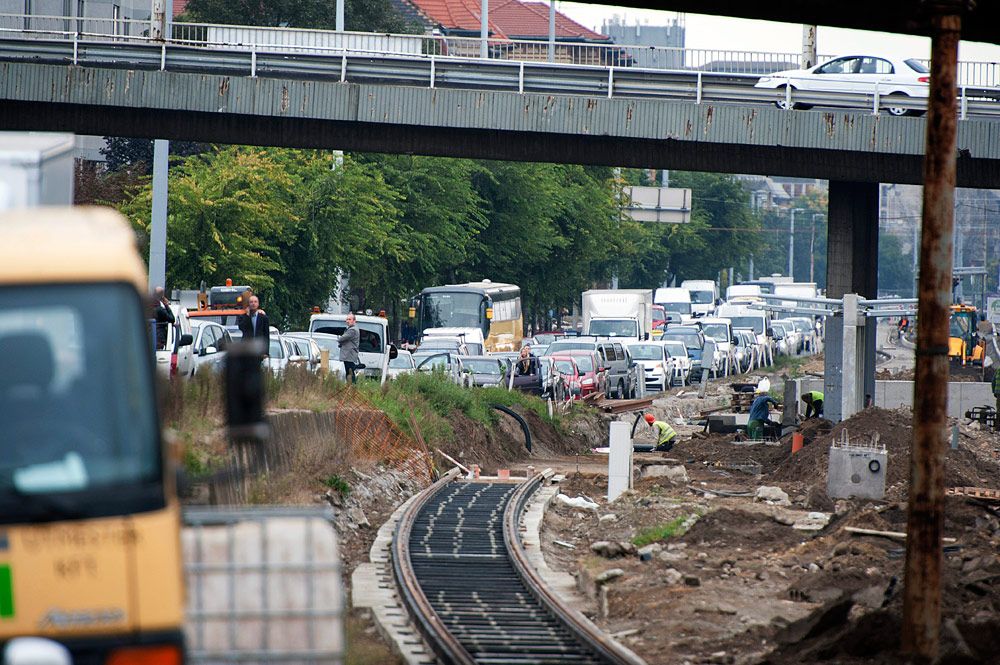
top-left (717, 303), bottom-right (773, 367)
top-left (0, 132), bottom-right (76, 209)
top-left (582, 289), bottom-right (654, 340)
top-left (654, 287), bottom-right (694, 324)
top-left (681, 280), bottom-right (719, 317)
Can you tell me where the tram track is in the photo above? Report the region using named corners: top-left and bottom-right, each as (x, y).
top-left (392, 469), bottom-right (644, 665)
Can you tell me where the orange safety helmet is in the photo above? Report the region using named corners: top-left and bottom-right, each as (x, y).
top-left (644, 413), bottom-right (656, 425)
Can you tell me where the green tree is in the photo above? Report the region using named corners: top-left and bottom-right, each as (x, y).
top-left (879, 233), bottom-right (915, 296)
top-left (179, 0), bottom-right (412, 32)
top-left (755, 190), bottom-right (828, 286)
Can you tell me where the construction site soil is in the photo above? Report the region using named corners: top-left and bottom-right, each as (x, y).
top-left (539, 406), bottom-right (1000, 664)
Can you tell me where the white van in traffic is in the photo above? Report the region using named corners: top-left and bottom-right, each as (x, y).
top-left (681, 280), bottom-right (718, 317)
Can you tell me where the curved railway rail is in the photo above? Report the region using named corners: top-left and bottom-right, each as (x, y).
top-left (392, 469), bottom-right (644, 665)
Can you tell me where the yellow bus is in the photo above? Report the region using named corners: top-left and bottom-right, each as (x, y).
top-left (412, 281), bottom-right (523, 352)
top-left (0, 208), bottom-right (184, 663)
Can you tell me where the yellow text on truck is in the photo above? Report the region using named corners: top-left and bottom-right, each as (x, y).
top-left (0, 208), bottom-right (184, 663)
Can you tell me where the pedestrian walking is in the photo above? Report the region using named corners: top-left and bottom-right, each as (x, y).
top-left (339, 312), bottom-right (361, 384)
top-left (237, 294), bottom-right (270, 357)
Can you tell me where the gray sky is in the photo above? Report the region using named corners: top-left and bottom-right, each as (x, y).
top-left (559, 2), bottom-right (1000, 63)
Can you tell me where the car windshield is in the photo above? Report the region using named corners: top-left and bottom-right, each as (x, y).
top-left (422, 339), bottom-right (460, 350)
top-left (546, 342), bottom-right (595, 355)
top-left (905, 59), bottom-right (930, 74)
top-left (589, 319), bottom-right (637, 338)
top-left (570, 355), bottom-right (595, 372)
top-left (415, 354), bottom-right (449, 369)
top-left (663, 342), bottom-right (687, 357)
top-left (307, 336), bottom-right (339, 354)
top-left (701, 324), bottom-right (729, 341)
top-left (533, 334), bottom-right (557, 346)
top-left (0, 284), bottom-right (161, 520)
top-left (791, 320), bottom-right (811, 333)
top-left (552, 359), bottom-right (577, 375)
top-left (661, 302), bottom-right (692, 315)
top-left (389, 354), bottom-right (414, 368)
top-left (310, 320), bottom-right (385, 353)
top-left (726, 316), bottom-right (765, 334)
top-left (628, 344), bottom-right (663, 360)
top-left (464, 359), bottom-right (503, 374)
top-left (689, 290), bottom-right (714, 304)
top-left (268, 339), bottom-right (285, 358)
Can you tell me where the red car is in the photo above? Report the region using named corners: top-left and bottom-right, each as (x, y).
top-left (548, 355), bottom-right (585, 400)
top-left (561, 349), bottom-right (607, 397)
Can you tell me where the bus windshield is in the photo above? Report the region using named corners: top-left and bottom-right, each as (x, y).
top-left (0, 284), bottom-right (161, 522)
top-left (420, 292), bottom-right (485, 334)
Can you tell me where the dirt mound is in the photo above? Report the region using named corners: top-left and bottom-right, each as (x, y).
top-left (767, 408), bottom-right (1000, 500)
top-left (684, 508), bottom-right (806, 552)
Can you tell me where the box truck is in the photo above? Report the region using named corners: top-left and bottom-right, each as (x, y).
top-left (582, 289), bottom-right (654, 340)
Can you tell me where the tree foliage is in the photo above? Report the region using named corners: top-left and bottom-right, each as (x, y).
top-left (754, 190), bottom-right (828, 286)
top-left (178, 0), bottom-right (413, 33)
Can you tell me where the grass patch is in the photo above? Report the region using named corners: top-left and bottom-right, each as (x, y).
top-left (632, 516), bottom-right (689, 547)
top-left (771, 355), bottom-right (807, 378)
top-left (323, 474), bottom-right (351, 498)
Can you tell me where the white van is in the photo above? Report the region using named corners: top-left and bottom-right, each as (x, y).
top-left (681, 280), bottom-right (719, 317)
top-left (716, 304), bottom-right (772, 366)
top-left (309, 313), bottom-right (392, 380)
top-left (421, 327), bottom-right (486, 355)
top-left (653, 287), bottom-right (694, 324)
top-left (698, 317), bottom-right (736, 376)
top-left (154, 303), bottom-right (194, 378)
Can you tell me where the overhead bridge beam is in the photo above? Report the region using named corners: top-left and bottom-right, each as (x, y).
top-left (2, 61), bottom-right (1000, 186)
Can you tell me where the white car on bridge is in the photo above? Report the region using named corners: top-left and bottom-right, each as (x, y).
top-left (755, 55), bottom-right (929, 116)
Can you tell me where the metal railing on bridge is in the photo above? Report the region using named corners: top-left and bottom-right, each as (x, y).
top-left (4, 12), bottom-right (1000, 88)
top-left (1, 12), bottom-right (998, 120)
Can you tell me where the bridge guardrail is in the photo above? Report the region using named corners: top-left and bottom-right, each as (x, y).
top-left (0, 32), bottom-right (998, 120)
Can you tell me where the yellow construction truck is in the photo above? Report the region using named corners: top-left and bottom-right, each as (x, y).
top-left (0, 208), bottom-right (185, 663)
top-left (949, 304), bottom-right (986, 366)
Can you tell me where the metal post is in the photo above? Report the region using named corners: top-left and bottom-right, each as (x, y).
top-left (801, 24), bottom-right (817, 69)
top-left (902, 8), bottom-right (963, 661)
top-left (480, 0), bottom-right (488, 59)
top-left (788, 208), bottom-right (797, 278)
top-left (335, 0), bottom-right (344, 31)
top-left (547, 0), bottom-right (555, 63)
top-left (810, 214), bottom-right (819, 283)
top-left (151, 0), bottom-right (165, 40)
top-left (148, 139), bottom-right (169, 292)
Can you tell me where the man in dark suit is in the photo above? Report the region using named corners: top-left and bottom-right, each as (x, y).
top-left (237, 294), bottom-right (270, 357)
top-left (152, 286), bottom-right (175, 351)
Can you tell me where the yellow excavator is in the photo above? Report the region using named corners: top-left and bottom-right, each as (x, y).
top-left (948, 304), bottom-right (986, 366)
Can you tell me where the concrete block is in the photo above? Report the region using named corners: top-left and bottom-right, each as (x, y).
top-left (608, 421), bottom-right (632, 502)
top-left (827, 440), bottom-right (887, 500)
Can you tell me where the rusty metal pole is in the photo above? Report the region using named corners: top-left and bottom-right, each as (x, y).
top-left (902, 6), bottom-right (964, 660)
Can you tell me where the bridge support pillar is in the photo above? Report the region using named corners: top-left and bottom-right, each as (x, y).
top-left (824, 180), bottom-right (879, 422)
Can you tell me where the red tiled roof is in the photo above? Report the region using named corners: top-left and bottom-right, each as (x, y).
top-left (173, 0), bottom-right (189, 17)
top-left (499, 1), bottom-right (607, 41)
top-left (405, 0), bottom-right (608, 41)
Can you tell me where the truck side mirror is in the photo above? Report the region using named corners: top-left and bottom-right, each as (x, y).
top-left (178, 333), bottom-right (194, 347)
top-left (767, 327), bottom-right (775, 337)
top-left (388, 343), bottom-right (399, 360)
top-left (225, 341), bottom-right (270, 444)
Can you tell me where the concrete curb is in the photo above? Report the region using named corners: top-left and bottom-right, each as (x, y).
top-left (351, 493), bottom-right (435, 665)
top-left (520, 480), bottom-right (590, 607)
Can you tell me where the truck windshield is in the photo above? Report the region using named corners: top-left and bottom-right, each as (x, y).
top-left (660, 302), bottom-right (692, 315)
top-left (589, 319), bottom-right (637, 338)
top-left (311, 320), bottom-right (385, 353)
top-left (0, 284), bottom-right (161, 522)
top-left (420, 293), bottom-right (486, 335)
top-left (689, 290), bottom-right (714, 305)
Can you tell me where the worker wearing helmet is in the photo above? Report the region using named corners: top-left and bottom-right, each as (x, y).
top-left (801, 390), bottom-right (824, 419)
top-left (746, 390), bottom-right (779, 440)
top-left (644, 413), bottom-right (677, 452)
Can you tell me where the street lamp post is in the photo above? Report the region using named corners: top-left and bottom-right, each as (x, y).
top-left (810, 213), bottom-right (824, 283)
top-left (788, 208), bottom-right (804, 279)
